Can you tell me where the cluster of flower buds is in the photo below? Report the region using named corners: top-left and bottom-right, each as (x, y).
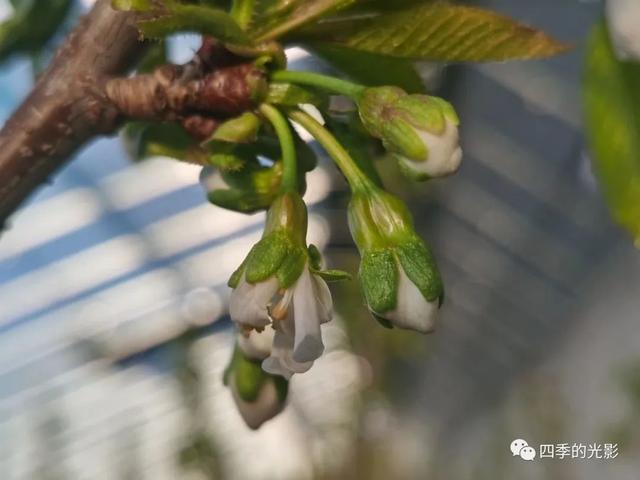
top-left (192, 69), bottom-right (462, 428)
top-left (358, 86), bottom-right (462, 181)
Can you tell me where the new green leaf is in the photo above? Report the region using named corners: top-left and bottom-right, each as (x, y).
top-left (298, 3), bottom-right (569, 62)
top-left (138, 4), bottom-right (250, 44)
top-left (584, 22), bottom-right (640, 241)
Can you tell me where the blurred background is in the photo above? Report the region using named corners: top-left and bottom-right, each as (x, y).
top-left (1, 0), bottom-right (640, 479)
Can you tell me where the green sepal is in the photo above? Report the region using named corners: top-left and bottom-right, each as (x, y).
top-left (206, 158), bottom-right (283, 213)
top-left (220, 160), bottom-right (281, 190)
top-left (223, 341), bottom-right (288, 404)
top-left (207, 150), bottom-right (247, 171)
top-left (307, 244), bottom-right (323, 271)
top-left (273, 375), bottom-right (289, 404)
top-left (276, 244), bottom-right (307, 288)
top-left (431, 96), bottom-right (460, 125)
top-left (307, 244), bottom-right (350, 282)
top-left (244, 231), bottom-right (289, 283)
top-left (228, 256), bottom-right (248, 288)
top-left (348, 187), bottom-right (415, 251)
top-left (209, 188), bottom-right (274, 214)
top-left (357, 86), bottom-right (407, 137)
top-left (381, 117), bottom-right (428, 162)
top-left (315, 269), bottom-right (352, 282)
top-left (395, 155), bottom-right (431, 182)
top-left (266, 82), bottom-right (328, 107)
top-left (393, 95), bottom-right (446, 134)
top-left (396, 237), bottom-right (443, 303)
top-left (204, 112), bottom-right (261, 145)
top-left (359, 248), bottom-right (397, 314)
top-left (227, 347), bottom-right (268, 402)
top-left (263, 192), bottom-right (308, 243)
top-left (372, 313), bottom-right (394, 330)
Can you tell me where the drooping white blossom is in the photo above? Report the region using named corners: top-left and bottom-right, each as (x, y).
top-left (230, 263), bottom-right (333, 378)
top-left (229, 276), bottom-right (279, 329)
top-left (262, 265), bottom-right (333, 378)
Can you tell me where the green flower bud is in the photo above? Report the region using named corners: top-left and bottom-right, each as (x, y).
top-left (358, 87), bottom-right (462, 181)
top-left (200, 163), bottom-right (282, 213)
top-left (224, 342), bottom-right (288, 430)
top-left (348, 187), bottom-right (444, 333)
top-left (358, 86), bottom-right (406, 138)
top-left (203, 112), bottom-right (261, 145)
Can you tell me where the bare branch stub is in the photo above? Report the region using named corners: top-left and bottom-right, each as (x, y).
top-left (105, 62), bottom-right (266, 122)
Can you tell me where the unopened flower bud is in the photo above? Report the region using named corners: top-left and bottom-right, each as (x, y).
top-left (224, 343), bottom-right (288, 429)
top-left (203, 112), bottom-right (261, 145)
top-left (358, 87), bottom-right (462, 180)
top-left (199, 164), bottom-right (282, 214)
top-left (348, 187), bottom-right (444, 333)
top-left (606, 0), bottom-right (640, 61)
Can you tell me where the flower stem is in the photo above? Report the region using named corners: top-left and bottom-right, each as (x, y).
top-left (271, 70), bottom-right (366, 99)
top-left (288, 109), bottom-right (372, 192)
top-left (259, 103), bottom-right (298, 193)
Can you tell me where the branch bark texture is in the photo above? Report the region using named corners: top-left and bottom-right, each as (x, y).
top-left (0, 2), bottom-right (264, 226)
top-left (0, 0), bottom-right (143, 225)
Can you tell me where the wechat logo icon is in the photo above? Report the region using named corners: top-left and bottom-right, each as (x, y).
top-left (510, 439), bottom-right (536, 461)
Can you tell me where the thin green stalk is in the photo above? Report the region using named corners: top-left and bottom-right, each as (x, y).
top-left (271, 70), bottom-right (365, 99)
top-left (230, 0), bottom-right (256, 29)
top-left (259, 104), bottom-right (298, 193)
top-left (288, 109), bottom-right (371, 192)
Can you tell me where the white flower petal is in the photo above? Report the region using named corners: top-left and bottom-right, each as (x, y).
top-left (291, 268), bottom-right (327, 363)
top-left (402, 119), bottom-right (462, 179)
top-left (199, 166), bottom-right (227, 194)
top-left (261, 357), bottom-right (292, 379)
top-left (379, 267), bottom-right (439, 334)
top-left (238, 328), bottom-right (275, 361)
top-left (229, 276), bottom-right (279, 328)
top-left (230, 377), bottom-right (284, 430)
top-left (312, 273), bottom-right (333, 325)
top-left (606, 0), bottom-right (640, 61)
top-left (262, 319), bottom-right (313, 378)
top-left (262, 328), bottom-right (294, 379)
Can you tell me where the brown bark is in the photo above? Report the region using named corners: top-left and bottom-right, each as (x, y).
top-left (0, 0), bottom-right (144, 226)
top-left (105, 63), bottom-right (266, 121)
top-left (0, 3), bottom-right (264, 227)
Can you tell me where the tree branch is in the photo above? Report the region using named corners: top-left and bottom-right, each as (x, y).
top-left (0, 0), bottom-right (144, 226)
top-left (0, 2), bottom-right (267, 227)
